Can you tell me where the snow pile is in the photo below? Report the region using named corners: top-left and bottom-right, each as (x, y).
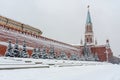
top-left (0, 57), bottom-right (119, 80)
top-left (0, 57), bottom-right (110, 66)
top-left (0, 57), bottom-right (49, 69)
top-left (0, 57), bottom-right (34, 64)
top-left (0, 56), bottom-right (112, 71)
top-left (0, 64), bottom-right (120, 80)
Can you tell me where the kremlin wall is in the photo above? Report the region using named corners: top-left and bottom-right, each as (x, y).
top-left (0, 6), bottom-right (114, 62)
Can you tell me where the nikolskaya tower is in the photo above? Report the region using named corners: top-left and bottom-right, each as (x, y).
top-left (84, 5), bottom-right (94, 45)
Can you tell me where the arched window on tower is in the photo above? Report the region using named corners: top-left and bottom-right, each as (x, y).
top-left (87, 38), bottom-right (89, 42)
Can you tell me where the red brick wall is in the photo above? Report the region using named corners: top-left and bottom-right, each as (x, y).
top-left (91, 46), bottom-right (113, 61)
top-left (0, 45), bottom-right (7, 56)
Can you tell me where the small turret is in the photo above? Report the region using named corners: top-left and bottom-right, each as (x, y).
top-left (80, 39), bottom-right (83, 45)
top-left (95, 38), bottom-right (97, 45)
top-left (106, 39), bottom-right (110, 49)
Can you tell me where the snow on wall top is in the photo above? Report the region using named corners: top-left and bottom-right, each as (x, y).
top-left (0, 26), bottom-right (79, 51)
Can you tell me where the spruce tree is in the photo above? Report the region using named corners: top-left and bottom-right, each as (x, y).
top-left (41, 46), bottom-right (48, 59)
top-left (94, 53), bottom-right (99, 61)
top-left (13, 39), bottom-right (20, 57)
top-left (36, 47), bottom-right (41, 58)
top-left (70, 53), bottom-right (78, 60)
top-left (20, 40), bottom-right (29, 58)
top-left (59, 51), bottom-right (67, 60)
top-left (49, 46), bottom-right (55, 59)
top-left (31, 48), bottom-right (39, 59)
top-left (5, 40), bottom-right (14, 57)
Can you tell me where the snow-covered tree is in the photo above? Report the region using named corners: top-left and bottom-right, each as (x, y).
top-left (20, 40), bottom-right (29, 58)
top-left (12, 39), bottom-right (20, 57)
top-left (79, 55), bottom-right (85, 61)
top-left (94, 53), bottom-right (99, 61)
top-left (70, 53), bottom-right (78, 60)
top-left (83, 43), bottom-right (90, 57)
top-left (5, 40), bottom-right (14, 57)
top-left (48, 46), bottom-right (55, 59)
top-left (36, 47), bottom-right (41, 58)
top-left (83, 43), bottom-right (95, 61)
top-left (31, 48), bottom-right (39, 59)
top-left (87, 53), bottom-right (95, 61)
top-left (40, 46), bottom-right (48, 59)
top-left (59, 51), bottom-right (68, 60)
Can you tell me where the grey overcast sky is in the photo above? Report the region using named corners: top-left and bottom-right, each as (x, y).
top-left (0, 0), bottom-right (120, 56)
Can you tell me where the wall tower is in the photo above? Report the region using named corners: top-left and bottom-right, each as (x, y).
top-left (85, 6), bottom-right (94, 45)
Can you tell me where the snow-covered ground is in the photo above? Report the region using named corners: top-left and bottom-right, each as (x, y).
top-left (0, 64), bottom-right (120, 80)
top-left (0, 57), bottom-right (120, 80)
top-left (0, 57), bottom-right (110, 68)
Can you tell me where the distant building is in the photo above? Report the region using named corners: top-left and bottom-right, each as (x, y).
top-left (0, 16), bottom-right (42, 35)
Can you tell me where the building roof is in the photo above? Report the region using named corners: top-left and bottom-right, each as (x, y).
top-left (86, 6), bottom-right (92, 24)
top-left (0, 15), bottom-right (42, 35)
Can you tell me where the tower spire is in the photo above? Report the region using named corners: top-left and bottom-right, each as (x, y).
top-left (86, 5), bottom-right (92, 24)
top-left (84, 5), bottom-right (94, 45)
